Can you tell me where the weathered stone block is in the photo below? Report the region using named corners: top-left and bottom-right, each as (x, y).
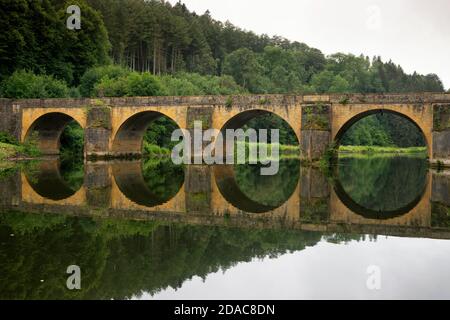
top-left (300, 130), bottom-right (331, 161)
top-left (186, 106), bottom-right (213, 129)
top-left (186, 106), bottom-right (213, 161)
top-left (432, 172), bottom-right (450, 206)
top-left (85, 127), bottom-right (110, 155)
top-left (85, 107), bottom-right (112, 156)
top-left (431, 202), bottom-right (450, 228)
top-left (0, 99), bottom-right (21, 140)
top-left (433, 104), bottom-right (450, 131)
top-left (87, 106), bottom-right (112, 130)
top-left (302, 104), bottom-right (331, 130)
top-left (433, 131), bottom-right (450, 160)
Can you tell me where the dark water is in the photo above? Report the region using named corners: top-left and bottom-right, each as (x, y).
top-left (0, 154), bottom-right (450, 299)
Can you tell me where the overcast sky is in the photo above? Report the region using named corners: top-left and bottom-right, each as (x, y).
top-left (167, 0), bottom-right (450, 90)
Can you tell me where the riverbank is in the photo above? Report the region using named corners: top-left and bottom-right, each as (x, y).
top-left (0, 142), bottom-right (40, 161)
top-left (339, 145), bottom-right (427, 154)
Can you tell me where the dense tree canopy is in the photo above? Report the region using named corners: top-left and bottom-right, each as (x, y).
top-left (0, 0), bottom-right (110, 85)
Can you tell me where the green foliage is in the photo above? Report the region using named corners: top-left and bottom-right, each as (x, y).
top-left (0, 70), bottom-right (70, 98)
top-left (244, 113), bottom-right (298, 145)
top-left (0, 143), bottom-right (18, 160)
top-left (337, 155), bottom-right (428, 212)
top-left (0, 0), bottom-right (110, 85)
top-left (144, 116), bottom-right (179, 150)
top-left (94, 72), bottom-right (165, 97)
top-left (341, 113), bottom-right (426, 147)
top-left (0, 208), bottom-right (325, 299)
top-left (79, 65), bottom-right (131, 97)
top-left (0, 132), bottom-right (18, 145)
top-left (126, 73), bottom-right (165, 96)
top-left (0, 131), bottom-right (41, 160)
top-left (161, 73), bottom-right (246, 95)
top-left (60, 121), bottom-right (84, 159)
top-left (140, 158), bottom-right (184, 204)
top-left (234, 159), bottom-right (300, 207)
top-left (143, 143), bottom-right (170, 157)
top-left (21, 132), bottom-right (41, 157)
top-left (59, 157), bottom-right (85, 191)
top-left (339, 145), bottom-right (427, 154)
top-left (1, 0), bottom-right (445, 150)
top-left (223, 48), bottom-right (269, 93)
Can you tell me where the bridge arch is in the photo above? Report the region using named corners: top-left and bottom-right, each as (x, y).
top-left (332, 106), bottom-right (432, 156)
top-left (112, 110), bottom-right (183, 155)
top-left (215, 107), bottom-right (301, 143)
top-left (23, 111), bottom-right (86, 155)
top-left (214, 108), bottom-right (300, 158)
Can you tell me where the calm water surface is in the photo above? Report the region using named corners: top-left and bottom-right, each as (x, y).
top-left (0, 154), bottom-right (449, 299)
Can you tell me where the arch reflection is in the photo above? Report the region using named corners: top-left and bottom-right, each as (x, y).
top-left (333, 155), bottom-right (429, 219)
top-left (24, 158), bottom-right (84, 201)
top-left (214, 159), bottom-right (300, 213)
top-left (112, 159), bottom-right (184, 208)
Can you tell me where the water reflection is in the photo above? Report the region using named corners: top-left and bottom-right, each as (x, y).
top-left (334, 155), bottom-right (429, 219)
top-left (5, 155), bottom-right (444, 224)
top-left (112, 159), bottom-right (184, 207)
top-left (214, 160), bottom-right (299, 213)
top-left (24, 158), bottom-right (84, 200)
top-left (0, 155), bottom-right (450, 299)
top-left (0, 212), bottom-right (322, 299)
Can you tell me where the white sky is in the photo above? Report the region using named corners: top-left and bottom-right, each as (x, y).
top-left (147, 236), bottom-right (450, 299)
top-left (167, 0), bottom-right (450, 90)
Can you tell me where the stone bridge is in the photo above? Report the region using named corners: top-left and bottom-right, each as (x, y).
top-left (1, 160), bottom-right (450, 239)
top-left (0, 93), bottom-right (449, 165)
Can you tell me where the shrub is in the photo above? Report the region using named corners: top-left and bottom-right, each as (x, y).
top-left (160, 76), bottom-right (200, 96)
top-left (126, 73), bottom-right (165, 96)
top-left (143, 142), bottom-right (170, 157)
top-left (0, 70), bottom-right (70, 98)
top-left (79, 65), bottom-right (130, 97)
top-left (0, 132), bottom-right (18, 145)
top-left (173, 72), bottom-right (246, 95)
top-left (60, 121), bottom-right (84, 158)
top-left (94, 72), bottom-right (166, 97)
top-left (94, 75), bottom-right (128, 97)
top-left (21, 132), bottom-right (41, 157)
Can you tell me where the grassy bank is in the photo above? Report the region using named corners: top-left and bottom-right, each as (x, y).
top-left (238, 142), bottom-right (300, 155)
top-left (143, 142), bottom-right (171, 157)
top-left (0, 142), bottom-right (40, 161)
top-left (143, 141), bottom-right (300, 160)
top-left (339, 145), bottom-right (427, 154)
top-left (234, 141), bottom-right (300, 162)
top-left (0, 143), bottom-right (20, 161)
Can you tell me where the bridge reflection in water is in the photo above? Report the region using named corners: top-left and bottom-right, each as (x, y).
top-left (1, 157), bottom-right (450, 239)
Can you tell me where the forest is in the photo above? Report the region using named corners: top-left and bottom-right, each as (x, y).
top-left (0, 0), bottom-right (446, 152)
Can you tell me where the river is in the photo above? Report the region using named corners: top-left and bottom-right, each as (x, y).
top-left (0, 154), bottom-right (449, 299)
